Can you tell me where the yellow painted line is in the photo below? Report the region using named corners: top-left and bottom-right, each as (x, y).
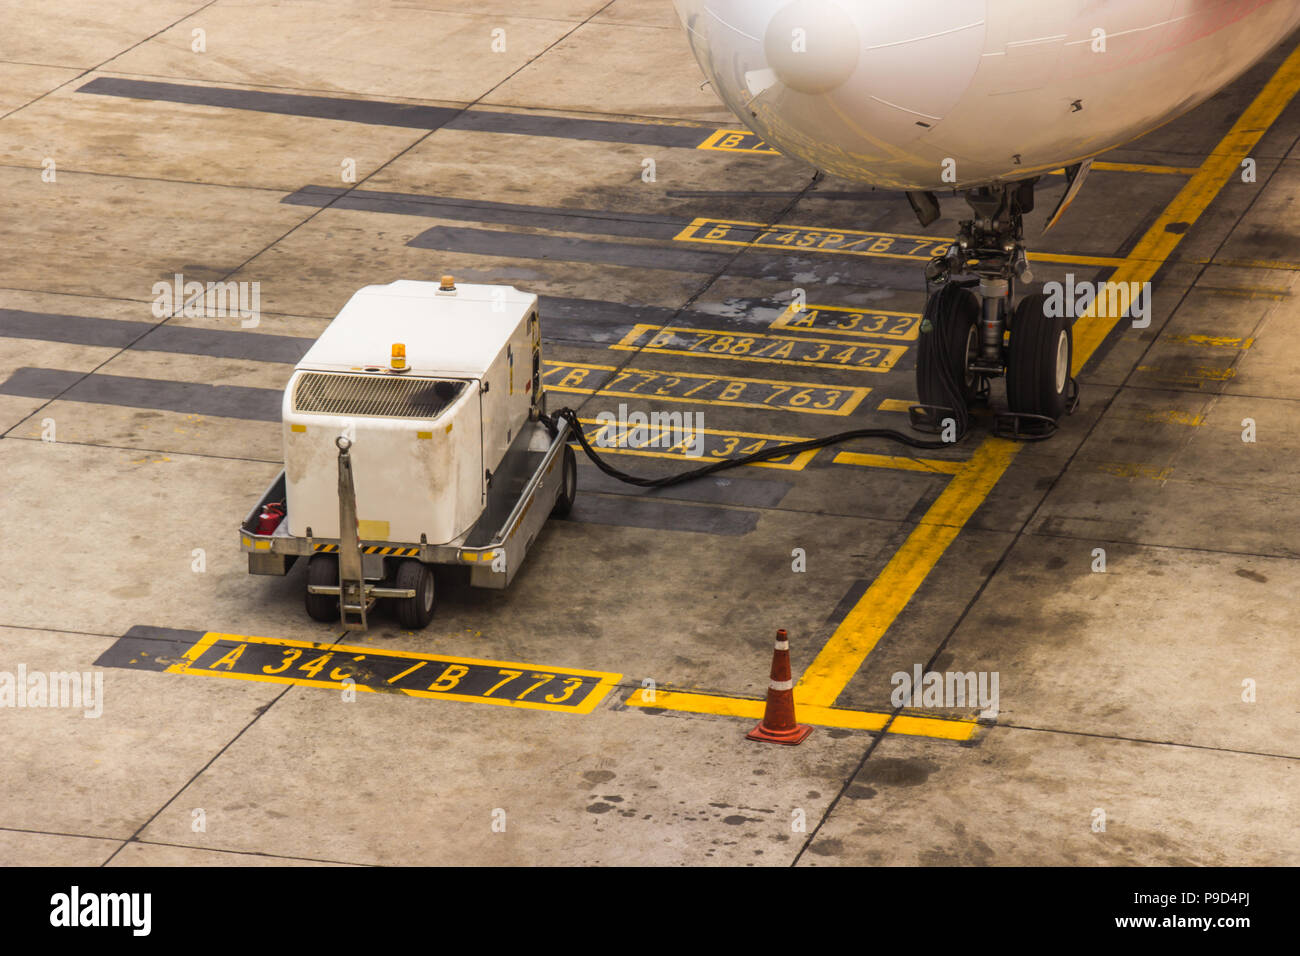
top-left (1166, 333), bottom-right (1254, 349)
top-left (1050, 161), bottom-right (1201, 176)
top-left (165, 631), bottom-right (219, 673)
top-left (877, 398), bottom-right (915, 413)
top-left (1072, 40), bottom-right (1300, 374)
top-left (623, 688), bottom-right (979, 740)
top-left (1037, 252), bottom-right (1131, 268)
top-left (797, 438), bottom-right (1020, 705)
top-left (832, 451), bottom-right (964, 475)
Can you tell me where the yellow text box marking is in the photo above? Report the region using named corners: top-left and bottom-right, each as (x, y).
top-left (542, 359), bottom-right (869, 416)
top-left (167, 632), bottom-right (621, 714)
top-left (772, 304), bottom-right (921, 341)
top-left (611, 323), bottom-right (907, 373)
top-left (675, 216), bottom-right (1126, 269)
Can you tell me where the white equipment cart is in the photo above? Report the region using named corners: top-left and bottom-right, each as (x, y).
top-left (239, 277), bottom-right (577, 630)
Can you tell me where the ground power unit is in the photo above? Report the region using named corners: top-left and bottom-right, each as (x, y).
top-left (239, 278), bottom-right (577, 629)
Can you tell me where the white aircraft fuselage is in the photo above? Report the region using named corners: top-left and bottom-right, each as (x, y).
top-left (674, 0), bottom-right (1300, 191)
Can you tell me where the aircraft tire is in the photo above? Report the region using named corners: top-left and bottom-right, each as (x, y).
top-left (1007, 293), bottom-right (1072, 420)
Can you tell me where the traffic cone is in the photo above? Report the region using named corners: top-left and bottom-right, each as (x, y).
top-left (746, 629), bottom-right (813, 745)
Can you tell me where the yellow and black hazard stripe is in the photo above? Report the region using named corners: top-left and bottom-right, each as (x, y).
top-left (312, 544), bottom-right (421, 556)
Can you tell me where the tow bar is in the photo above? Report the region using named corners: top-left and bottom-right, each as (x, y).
top-left (303, 435), bottom-right (416, 630)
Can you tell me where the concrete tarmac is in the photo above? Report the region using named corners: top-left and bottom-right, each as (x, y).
top-left (0, 1), bottom-right (1296, 866)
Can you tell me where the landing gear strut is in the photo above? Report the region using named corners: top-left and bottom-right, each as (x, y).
top-left (912, 179), bottom-right (1078, 440)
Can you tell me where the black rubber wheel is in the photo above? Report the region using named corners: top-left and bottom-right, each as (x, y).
top-left (304, 553), bottom-right (339, 622)
top-left (916, 285), bottom-right (981, 410)
top-left (551, 444), bottom-right (577, 517)
top-left (394, 559), bottom-right (436, 630)
top-left (1007, 292), bottom-right (1073, 420)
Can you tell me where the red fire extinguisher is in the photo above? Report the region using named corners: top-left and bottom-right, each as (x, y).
top-left (255, 502), bottom-right (286, 535)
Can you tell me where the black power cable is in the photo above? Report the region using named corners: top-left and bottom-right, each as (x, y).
top-left (543, 406), bottom-right (960, 490)
top-left (915, 280), bottom-right (975, 442)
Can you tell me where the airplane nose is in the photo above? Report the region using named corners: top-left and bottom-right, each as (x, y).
top-left (763, 0), bottom-right (860, 95)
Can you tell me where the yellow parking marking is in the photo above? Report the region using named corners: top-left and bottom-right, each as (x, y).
top-left (833, 451), bottom-right (964, 475)
top-left (675, 216), bottom-right (1127, 269)
top-left (164, 632), bottom-right (621, 714)
top-left (877, 398), bottom-right (914, 413)
top-left (623, 688), bottom-right (979, 740)
top-left (1166, 333), bottom-right (1254, 349)
top-left (610, 323), bottom-right (908, 373)
top-left (577, 417), bottom-right (817, 470)
top-left (640, 44), bottom-right (1300, 735)
top-left (542, 359), bottom-right (870, 415)
top-left (771, 304), bottom-right (921, 341)
top-left (1072, 40), bottom-right (1300, 372)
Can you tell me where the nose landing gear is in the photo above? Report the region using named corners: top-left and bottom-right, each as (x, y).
top-left (912, 179), bottom-right (1079, 441)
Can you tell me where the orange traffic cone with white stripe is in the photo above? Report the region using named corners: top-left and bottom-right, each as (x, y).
top-left (746, 629), bottom-right (813, 745)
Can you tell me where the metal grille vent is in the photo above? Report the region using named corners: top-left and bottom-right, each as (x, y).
top-left (294, 372), bottom-right (465, 419)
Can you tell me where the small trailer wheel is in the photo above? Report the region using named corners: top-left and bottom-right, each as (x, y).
top-left (551, 444), bottom-right (578, 517)
top-left (394, 560), bottom-right (436, 629)
top-left (305, 553), bottom-right (340, 622)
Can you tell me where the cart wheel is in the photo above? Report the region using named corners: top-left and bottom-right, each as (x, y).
top-left (304, 553), bottom-right (339, 622)
top-left (394, 559), bottom-right (436, 630)
top-left (551, 444), bottom-right (577, 517)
